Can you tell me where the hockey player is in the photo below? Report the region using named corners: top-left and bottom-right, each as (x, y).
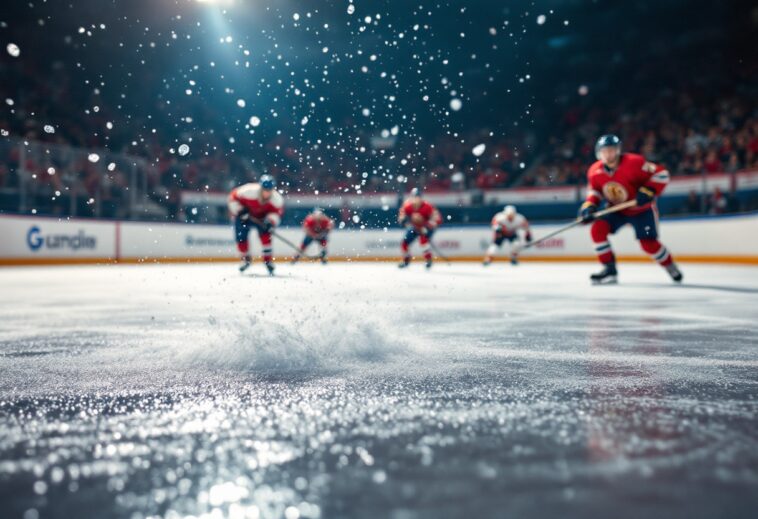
top-left (292, 208), bottom-right (333, 264)
top-left (398, 187), bottom-right (442, 269)
top-left (483, 205), bottom-right (532, 266)
top-left (227, 175), bottom-right (284, 275)
top-left (579, 134), bottom-right (683, 284)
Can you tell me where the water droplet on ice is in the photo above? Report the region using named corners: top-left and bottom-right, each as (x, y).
top-left (472, 143), bottom-right (486, 157)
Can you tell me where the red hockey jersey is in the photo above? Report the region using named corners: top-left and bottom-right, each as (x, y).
top-left (227, 183), bottom-right (284, 226)
top-left (303, 213), bottom-right (333, 238)
top-left (583, 153), bottom-right (670, 216)
top-left (399, 200), bottom-right (442, 230)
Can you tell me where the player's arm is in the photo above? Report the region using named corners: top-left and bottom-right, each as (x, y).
top-left (428, 208), bottom-right (441, 229)
top-left (579, 175), bottom-right (601, 223)
top-left (522, 218), bottom-right (532, 242)
top-left (262, 193), bottom-right (284, 230)
top-left (636, 161), bottom-right (670, 205)
top-left (398, 205), bottom-right (409, 226)
top-left (227, 190), bottom-right (248, 218)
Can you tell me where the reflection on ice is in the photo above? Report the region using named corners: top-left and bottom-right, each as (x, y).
top-left (0, 263), bottom-right (756, 518)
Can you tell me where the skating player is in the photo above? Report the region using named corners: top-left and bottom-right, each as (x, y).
top-left (578, 134), bottom-right (683, 284)
top-left (398, 188), bottom-right (442, 269)
top-left (483, 205), bottom-right (532, 266)
top-left (292, 208), bottom-right (333, 264)
top-left (227, 175), bottom-right (284, 275)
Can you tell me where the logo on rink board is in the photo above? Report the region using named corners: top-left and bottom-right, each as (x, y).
top-left (26, 226), bottom-right (97, 252)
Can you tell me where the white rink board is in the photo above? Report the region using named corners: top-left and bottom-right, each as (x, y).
top-left (0, 215), bottom-right (116, 259)
top-left (1, 212), bottom-right (757, 262)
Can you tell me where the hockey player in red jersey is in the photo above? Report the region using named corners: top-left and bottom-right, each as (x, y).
top-left (578, 134), bottom-right (683, 284)
top-left (292, 208), bottom-right (333, 264)
top-left (398, 187), bottom-right (442, 269)
top-left (227, 175), bottom-right (284, 275)
top-left (483, 205), bottom-right (533, 266)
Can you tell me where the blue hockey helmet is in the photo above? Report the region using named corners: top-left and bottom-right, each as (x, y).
top-left (595, 134), bottom-right (621, 159)
top-left (260, 175), bottom-right (276, 190)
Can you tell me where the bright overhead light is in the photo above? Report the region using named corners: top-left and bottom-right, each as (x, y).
top-left (196, 0), bottom-right (236, 6)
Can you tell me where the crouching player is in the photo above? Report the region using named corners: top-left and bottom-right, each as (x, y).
top-left (483, 205), bottom-right (532, 266)
top-left (398, 188), bottom-right (442, 269)
top-left (292, 208), bottom-right (333, 264)
top-left (227, 175), bottom-right (284, 275)
top-left (579, 134), bottom-right (683, 284)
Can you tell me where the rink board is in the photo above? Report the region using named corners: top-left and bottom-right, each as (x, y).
top-left (1, 212), bottom-right (757, 265)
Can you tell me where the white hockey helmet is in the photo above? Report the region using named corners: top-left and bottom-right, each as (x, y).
top-left (504, 205), bottom-right (517, 217)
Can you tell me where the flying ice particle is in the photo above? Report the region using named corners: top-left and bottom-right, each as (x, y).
top-left (293, 13), bottom-right (300, 21)
top-left (43, 125), bottom-right (55, 134)
top-left (450, 98), bottom-right (463, 111)
top-left (537, 15), bottom-right (546, 25)
top-left (578, 85), bottom-right (589, 96)
top-left (347, 4), bottom-right (355, 15)
top-left (236, 99), bottom-right (246, 108)
top-left (6, 43), bottom-right (20, 57)
top-left (472, 143), bottom-right (486, 157)
top-left (301, 116), bottom-right (309, 125)
top-left (107, 162), bottom-right (116, 171)
top-left (88, 153), bottom-right (100, 163)
top-left (249, 116), bottom-right (261, 127)
top-left (178, 144), bottom-right (190, 156)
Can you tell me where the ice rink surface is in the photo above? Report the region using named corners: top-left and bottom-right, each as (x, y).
top-left (0, 261), bottom-right (757, 519)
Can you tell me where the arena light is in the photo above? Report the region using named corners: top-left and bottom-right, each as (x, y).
top-left (195, 0), bottom-right (236, 6)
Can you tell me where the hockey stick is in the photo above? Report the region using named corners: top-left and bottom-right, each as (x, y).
top-left (415, 226), bottom-right (451, 264)
top-left (512, 200), bottom-right (637, 256)
top-left (246, 216), bottom-right (320, 260)
top-left (429, 240), bottom-right (452, 264)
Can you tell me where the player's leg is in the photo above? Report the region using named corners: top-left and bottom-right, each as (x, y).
top-left (483, 232), bottom-right (504, 266)
top-left (507, 235), bottom-right (519, 265)
top-left (292, 235), bottom-right (313, 264)
top-left (399, 228), bottom-right (418, 268)
top-left (258, 228), bottom-right (275, 275)
top-left (420, 232), bottom-right (433, 269)
top-left (319, 237), bottom-right (328, 264)
top-left (589, 216), bottom-right (620, 284)
top-left (633, 208), bottom-right (683, 282)
top-left (234, 217), bottom-right (253, 272)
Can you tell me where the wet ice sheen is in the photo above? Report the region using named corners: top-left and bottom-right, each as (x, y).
top-left (0, 263), bottom-right (757, 519)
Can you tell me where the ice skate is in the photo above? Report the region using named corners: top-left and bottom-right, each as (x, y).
top-left (590, 263), bottom-right (618, 284)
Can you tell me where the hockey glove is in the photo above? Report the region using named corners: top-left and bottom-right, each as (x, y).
top-left (525, 232), bottom-right (533, 243)
top-left (635, 186), bottom-right (655, 206)
top-left (579, 203), bottom-right (598, 224)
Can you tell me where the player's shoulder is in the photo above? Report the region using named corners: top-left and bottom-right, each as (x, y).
top-left (234, 182), bottom-right (260, 199)
top-left (587, 160), bottom-right (605, 177)
top-left (622, 153), bottom-right (646, 166)
top-left (269, 190), bottom-right (284, 208)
